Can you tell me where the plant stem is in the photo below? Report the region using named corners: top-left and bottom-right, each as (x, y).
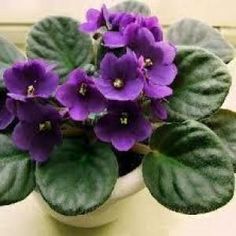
top-left (132, 142), bottom-right (152, 155)
top-left (62, 127), bottom-right (84, 137)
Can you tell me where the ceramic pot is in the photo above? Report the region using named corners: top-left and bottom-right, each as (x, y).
top-left (34, 164), bottom-right (145, 228)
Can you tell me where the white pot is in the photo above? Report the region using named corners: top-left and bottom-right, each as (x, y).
top-left (34, 164), bottom-right (145, 228)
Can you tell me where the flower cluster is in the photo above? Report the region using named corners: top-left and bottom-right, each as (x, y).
top-left (0, 4), bottom-right (177, 162)
top-left (1, 60), bottom-right (61, 162)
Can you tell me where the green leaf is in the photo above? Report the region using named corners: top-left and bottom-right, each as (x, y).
top-left (203, 109), bottom-right (236, 172)
top-left (0, 134), bottom-right (35, 205)
top-left (0, 36), bottom-right (25, 88)
top-left (110, 0), bottom-right (151, 15)
top-left (26, 16), bottom-right (93, 82)
top-left (143, 120), bottom-right (234, 214)
top-left (166, 46), bottom-right (231, 122)
top-left (36, 138), bottom-right (118, 216)
top-left (167, 18), bottom-right (235, 63)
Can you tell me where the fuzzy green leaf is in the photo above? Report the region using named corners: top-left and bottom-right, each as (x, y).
top-left (26, 16), bottom-right (93, 82)
top-left (36, 139), bottom-right (118, 216)
top-left (143, 120), bottom-right (234, 214)
top-left (166, 46), bottom-right (231, 122)
top-left (0, 36), bottom-right (25, 88)
top-left (0, 134), bottom-right (35, 205)
top-left (111, 0), bottom-right (151, 15)
top-left (167, 18), bottom-right (235, 63)
top-left (203, 109), bottom-right (236, 172)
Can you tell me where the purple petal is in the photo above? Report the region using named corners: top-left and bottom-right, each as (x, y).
top-left (0, 105), bottom-right (14, 130)
top-left (144, 82), bottom-right (173, 99)
top-left (80, 22), bottom-right (99, 33)
top-left (143, 16), bottom-right (163, 41)
top-left (101, 4), bottom-right (110, 27)
top-left (96, 77), bottom-right (143, 101)
top-left (132, 116), bottom-right (152, 141)
top-left (116, 77), bottom-right (143, 100)
top-left (151, 100), bottom-right (168, 120)
top-left (69, 101), bottom-right (89, 121)
top-left (79, 9), bottom-right (100, 33)
top-left (156, 41), bottom-right (177, 64)
top-left (95, 79), bottom-right (116, 99)
top-left (56, 84), bottom-right (78, 107)
top-left (5, 98), bottom-right (17, 115)
top-left (103, 31), bottom-right (127, 48)
top-left (36, 71), bottom-right (59, 97)
top-left (7, 93), bottom-right (26, 101)
top-left (148, 64), bottom-right (177, 86)
top-left (40, 104), bottom-right (61, 122)
top-left (29, 132), bottom-right (58, 162)
top-left (4, 65), bottom-right (28, 95)
top-left (12, 122), bottom-right (38, 150)
top-left (100, 53), bottom-right (118, 79)
top-left (118, 13), bottom-right (136, 31)
top-left (16, 101), bottom-right (61, 123)
top-left (86, 9), bottom-right (100, 21)
top-left (16, 100), bottom-right (42, 123)
top-left (111, 132), bottom-right (135, 151)
top-left (143, 16), bottom-right (159, 29)
top-left (67, 69), bottom-right (87, 86)
top-left (123, 23), bottom-right (139, 48)
top-left (116, 52), bottom-right (138, 79)
top-left (150, 26), bottom-right (163, 41)
top-left (135, 27), bottom-right (155, 50)
top-left (87, 87), bottom-right (106, 113)
top-left (94, 115), bottom-right (114, 142)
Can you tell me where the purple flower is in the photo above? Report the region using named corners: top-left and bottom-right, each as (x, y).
top-left (12, 103), bottom-right (62, 162)
top-left (127, 26), bottom-right (177, 99)
top-left (3, 59), bottom-right (59, 101)
top-left (56, 69), bottom-right (106, 121)
top-left (96, 52), bottom-right (143, 101)
top-left (103, 15), bottom-right (163, 48)
top-left (94, 101), bottom-right (152, 151)
top-left (0, 96), bottom-right (14, 130)
top-left (109, 12), bottom-right (136, 31)
top-left (79, 4), bottom-right (110, 33)
top-left (151, 100), bottom-right (168, 120)
top-left (102, 12), bottom-right (136, 47)
top-left (138, 16), bottom-right (163, 42)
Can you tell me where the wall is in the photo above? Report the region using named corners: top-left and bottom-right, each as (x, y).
top-left (0, 0), bottom-right (235, 48)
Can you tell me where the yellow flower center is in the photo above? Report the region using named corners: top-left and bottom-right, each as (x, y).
top-left (39, 121), bottom-right (52, 131)
top-left (113, 78), bottom-right (124, 89)
top-left (120, 112), bottom-right (128, 125)
top-left (27, 85), bottom-right (35, 96)
top-left (144, 58), bottom-right (153, 68)
top-left (78, 83), bottom-right (87, 96)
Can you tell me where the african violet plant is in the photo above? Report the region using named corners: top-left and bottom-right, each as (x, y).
top-left (0, 0), bottom-right (236, 216)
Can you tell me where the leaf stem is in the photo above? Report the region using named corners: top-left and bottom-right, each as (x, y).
top-left (132, 142), bottom-right (152, 155)
top-left (61, 127), bottom-right (84, 137)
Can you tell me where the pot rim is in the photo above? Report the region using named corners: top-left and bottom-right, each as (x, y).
top-left (110, 164), bottom-right (145, 202)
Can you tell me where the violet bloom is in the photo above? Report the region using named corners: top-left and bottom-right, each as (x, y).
top-left (103, 12), bottom-right (136, 47)
top-left (95, 101), bottom-right (152, 151)
top-left (0, 96), bottom-right (14, 130)
top-left (138, 16), bottom-right (163, 42)
top-left (56, 69), bottom-right (106, 121)
top-left (151, 100), bottom-right (168, 120)
top-left (6, 98), bottom-right (46, 123)
top-left (128, 26), bottom-right (177, 99)
top-left (79, 4), bottom-right (110, 33)
top-left (104, 15), bottom-right (163, 48)
top-left (96, 52), bottom-right (143, 101)
top-left (12, 103), bottom-right (62, 162)
top-left (3, 59), bottom-right (59, 101)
